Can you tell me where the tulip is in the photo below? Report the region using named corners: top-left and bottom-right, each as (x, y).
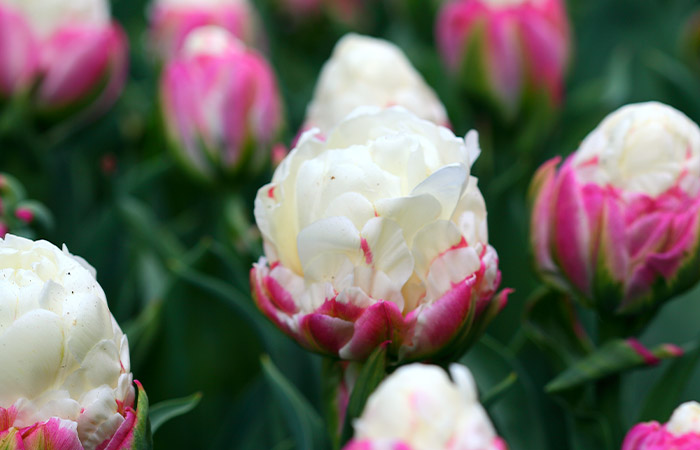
top-left (0, 234), bottom-right (150, 450)
top-left (0, 0), bottom-right (128, 116)
top-left (436, 0), bottom-right (570, 120)
top-left (251, 107), bottom-right (509, 362)
top-left (343, 363), bottom-right (507, 450)
top-left (303, 34), bottom-right (449, 137)
top-left (622, 402), bottom-right (700, 450)
top-left (530, 102), bottom-right (700, 316)
top-left (149, 0), bottom-right (261, 61)
top-left (160, 26), bottom-right (284, 182)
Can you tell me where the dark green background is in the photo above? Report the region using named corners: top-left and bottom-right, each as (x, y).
top-left (2, 0), bottom-right (700, 448)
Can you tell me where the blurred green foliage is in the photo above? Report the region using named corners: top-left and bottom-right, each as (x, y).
top-left (2, 0), bottom-right (700, 449)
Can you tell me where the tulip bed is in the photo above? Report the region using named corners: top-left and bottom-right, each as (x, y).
top-left (2, 0), bottom-right (700, 449)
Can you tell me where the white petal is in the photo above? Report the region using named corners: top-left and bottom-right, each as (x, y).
top-left (0, 310), bottom-right (64, 405)
top-left (360, 217), bottom-right (414, 288)
top-left (411, 164), bottom-right (468, 221)
top-left (375, 194), bottom-right (441, 245)
top-left (412, 220), bottom-right (464, 279)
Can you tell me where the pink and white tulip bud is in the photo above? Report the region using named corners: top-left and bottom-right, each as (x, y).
top-left (623, 402), bottom-right (700, 450)
top-left (436, 0), bottom-right (570, 120)
top-left (0, 235), bottom-right (149, 450)
top-left (252, 107), bottom-right (509, 362)
top-left (160, 26), bottom-right (284, 182)
top-left (149, 0), bottom-right (260, 61)
top-left (530, 102), bottom-right (700, 315)
top-left (303, 34), bottom-right (449, 137)
top-left (343, 363), bottom-right (507, 450)
top-left (0, 0), bottom-right (128, 114)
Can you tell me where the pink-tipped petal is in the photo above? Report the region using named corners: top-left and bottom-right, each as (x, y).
top-left (551, 162), bottom-right (592, 295)
top-left (21, 418), bottom-right (82, 450)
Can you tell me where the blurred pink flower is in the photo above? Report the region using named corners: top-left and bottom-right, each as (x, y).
top-left (530, 102), bottom-right (700, 315)
top-left (623, 402), bottom-right (700, 450)
top-left (436, 0), bottom-right (570, 119)
top-left (160, 26), bottom-right (283, 181)
top-left (0, 0), bottom-right (128, 116)
top-left (149, 0), bottom-right (261, 61)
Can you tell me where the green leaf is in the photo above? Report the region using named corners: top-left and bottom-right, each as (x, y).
top-left (261, 355), bottom-right (326, 450)
top-left (460, 336), bottom-right (547, 450)
top-left (117, 197), bottom-right (184, 259)
top-left (340, 345), bottom-right (388, 444)
top-left (523, 287), bottom-right (594, 370)
top-left (170, 261), bottom-right (283, 353)
top-left (482, 372), bottom-right (518, 408)
top-left (638, 340), bottom-right (700, 422)
top-left (546, 339), bottom-right (684, 393)
top-left (149, 392), bottom-right (203, 434)
top-left (130, 381), bottom-right (153, 450)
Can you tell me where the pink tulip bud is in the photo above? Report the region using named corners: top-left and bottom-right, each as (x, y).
top-left (160, 26), bottom-right (284, 181)
top-left (14, 207), bottom-right (34, 224)
top-left (623, 402), bottom-right (700, 450)
top-left (252, 108), bottom-right (508, 362)
top-left (37, 23), bottom-right (128, 114)
top-left (530, 102), bottom-right (700, 315)
top-left (0, 1), bottom-right (128, 118)
top-left (436, 0), bottom-right (570, 120)
top-left (149, 0), bottom-right (261, 61)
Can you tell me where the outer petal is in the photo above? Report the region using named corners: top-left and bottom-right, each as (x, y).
top-left (529, 156), bottom-right (561, 279)
top-left (338, 301), bottom-right (407, 361)
top-left (551, 161), bottom-right (593, 297)
top-left (0, 6), bottom-right (39, 97)
top-left (21, 418), bottom-right (82, 450)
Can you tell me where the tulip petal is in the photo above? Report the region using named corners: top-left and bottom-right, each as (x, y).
top-left (339, 301), bottom-right (405, 360)
top-left (0, 310), bottom-right (64, 405)
top-left (0, 6), bottom-right (39, 96)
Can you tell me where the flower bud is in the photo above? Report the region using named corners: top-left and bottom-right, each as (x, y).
top-left (530, 102), bottom-right (700, 315)
top-left (303, 34), bottom-right (448, 137)
top-left (436, 0), bottom-right (570, 120)
top-left (160, 26), bottom-right (284, 182)
top-left (343, 363), bottom-right (507, 450)
top-left (252, 107), bottom-right (508, 362)
top-left (0, 234), bottom-right (148, 450)
top-left (0, 0), bottom-right (128, 117)
top-left (0, 173), bottom-right (51, 239)
top-left (149, 0), bottom-right (261, 61)
top-left (622, 402), bottom-right (700, 450)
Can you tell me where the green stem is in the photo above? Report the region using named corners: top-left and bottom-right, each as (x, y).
top-left (597, 374), bottom-right (624, 449)
top-left (595, 318), bottom-right (626, 449)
